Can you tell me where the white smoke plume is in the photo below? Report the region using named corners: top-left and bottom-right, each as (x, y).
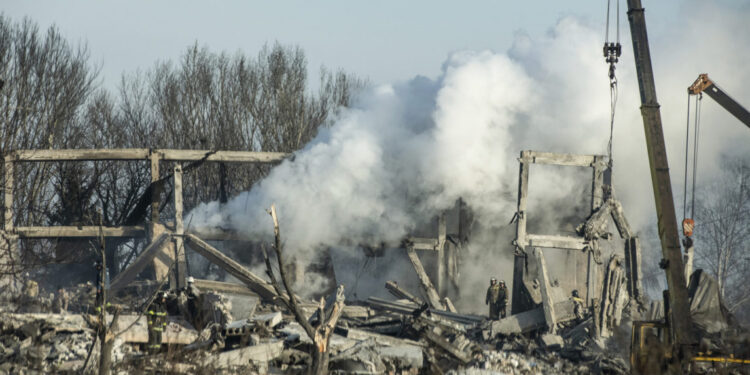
top-left (189, 1), bottom-right (750, 312)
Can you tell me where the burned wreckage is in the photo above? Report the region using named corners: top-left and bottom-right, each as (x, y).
top-left (1, 145), bottom-right (737, 375)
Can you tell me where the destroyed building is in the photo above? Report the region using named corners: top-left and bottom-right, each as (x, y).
top-left (0, 147), bottom-right (656, 375)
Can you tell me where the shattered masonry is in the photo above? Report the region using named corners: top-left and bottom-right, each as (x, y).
top-left (1, 148), bottom-right (743, 374)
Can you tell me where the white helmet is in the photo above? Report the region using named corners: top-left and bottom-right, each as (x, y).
top-left (187, 276), bottom-right (195, 284)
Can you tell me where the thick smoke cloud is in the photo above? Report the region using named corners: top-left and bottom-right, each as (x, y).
top-left (189, 1), bottom-right (750, 311)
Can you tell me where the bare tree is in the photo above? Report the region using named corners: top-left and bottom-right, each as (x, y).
top-left (0, 15), bottom-right (99, 284)
top-left (264, 205), bottom-right (344, 375)
top-left (693, 156), bottom-right (750, 322)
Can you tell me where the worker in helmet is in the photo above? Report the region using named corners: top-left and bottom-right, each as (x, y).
top-left (486, 277), bottom-right (507, 320)
top-left (498, 280), bottom-right (509, 318)
top-left (147, 292), bottom-right (168, 353)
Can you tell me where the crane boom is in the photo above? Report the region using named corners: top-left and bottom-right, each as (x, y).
top-left (625, 0), bottom-right (696, 354)
top-left (688, 74), bottom-right (750, 128)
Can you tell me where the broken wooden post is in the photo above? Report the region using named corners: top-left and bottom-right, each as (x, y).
top-left (436, 212), bottom-right (446, 295)
top-left (173, 165), bottom-right (187, 289)
top-left (183, 233), bottom-right (279, 302)
top-left (533, 247), bottom-right (556, 333)
top-left (405, 248), bottom-right (444, 310)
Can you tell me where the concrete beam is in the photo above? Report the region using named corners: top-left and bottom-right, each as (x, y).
top-left (524, 234), bottom-right (588, 250)
top-left (183, 234), bottom-right (279, 302)
top-left (10, 149), bottom-right (289, 163)
top-left (110, 232), bottom-right (171, 290)
top-left (15, 225), bottom-right (146, 238)
top-left (534, 248), bottom-right (557, 333)
top-left (405, 248), bottom-right (444, 309)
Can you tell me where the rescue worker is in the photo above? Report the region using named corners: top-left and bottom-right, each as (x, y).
top-left (184, 276), bottom-right (203, 329)
top-left (498, 280), bottom-right (509, 318)
top-left (147, 292), bottom-right (168, 353)
top-left (485, 277), bottom-right (508, 320)
top-left (21, 275), bottom-right (40, 313)
top-left (53, 286), bottom-right (69, 314)
top-left (571, 289), bottom-right (585, 322)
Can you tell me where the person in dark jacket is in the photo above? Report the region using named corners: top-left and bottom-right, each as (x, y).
top-left (486, 277), bottom-right (508, 320)
top-left (147, 292), bottom-right (168, 353)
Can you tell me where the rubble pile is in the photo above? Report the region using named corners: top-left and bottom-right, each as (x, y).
top-left (0, 279), bottom-right (632, 375)
top-left (0, 313), bottom-right (133, 374)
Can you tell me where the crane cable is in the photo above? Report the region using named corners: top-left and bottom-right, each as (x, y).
top-left (604, 0), bottom-right (622, 167)
top-left (682, 93), bottom-right (702, 237)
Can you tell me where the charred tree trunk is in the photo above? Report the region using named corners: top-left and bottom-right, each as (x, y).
top-left (311, 351), bottom-right (330, 375)
top-left (264, 204), bottom-right (345, 375)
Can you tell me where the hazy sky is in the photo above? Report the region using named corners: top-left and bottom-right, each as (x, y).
top-left (4, 1), bottom-right (683, 88)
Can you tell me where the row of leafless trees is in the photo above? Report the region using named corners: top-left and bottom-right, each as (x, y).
top-left (0, 15), bottom-right (364, 285)
top-left (641, 155), bottom-right (750, 325)
top-left (693, 156), bottom-right (750, 323)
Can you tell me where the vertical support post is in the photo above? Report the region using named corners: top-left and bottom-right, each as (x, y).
top-left (586, 245), bottom-right (598, 306)
top-left (2, 155), bottom-right (17, 289)
top-left (148, 151), bottom-right (173, 286)
top-left (591, 156), bottom-right (605, 211)
top-left (511, 152), bottom-right (530, 315)
top-left (4, 155), bottom-right (13, 232)
top-left (150, 151), bottom-right (161, 224)
top-left (436, 212), bottom-right (446, 295)
top-left (534, 248), bottom-right (556, 333)
top-left (625, 237), bottom-right (644, 300)
top-left (511, 253), bottom-right (528, 315)
top-left (458, 197), bottom-right (471, 244)
top-left (174, 165), bottom-right (187, 289)
top-left (515, 152), bottom-right (530, 251)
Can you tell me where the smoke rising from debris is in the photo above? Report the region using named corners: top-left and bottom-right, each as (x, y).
top-left (189, 1), bottom-right (750, 310)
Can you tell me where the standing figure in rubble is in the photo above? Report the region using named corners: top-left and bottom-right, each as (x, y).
top-left (147, 292), bottom-right (168, 353)
top-left (485, 277), bottom-right (508, 320)
top-left (571, 289), bottom-right (585, 322)
top-left (184, 276), bottom-right (203, 330)
top-left (498, 280), bottom-right (508, 318)
top-left (53, 286), bottom-right (69, 314)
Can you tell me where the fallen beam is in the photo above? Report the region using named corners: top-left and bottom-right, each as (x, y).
top-left (110, 233), bottom-right (171, 290)
top-left (534, 248), bottom-right (557, 333)
top-left (610, 199), bottom-right (634, 238)
top-left (183, 234), bottom-right (278, 302)
top-left (385, 281), bottom-right (423, 305)
top-left (212, 341), bottom-right (285, 368)
top-left (490, 300), bottom-right (577, 336)
top-left (405, 248), bottom-right (444, 309)
top-left (365, 297), bottom-right (484, 325)
top-left (114, 315), bottom-right (198, 344)
top-left (340, 327), bottom-right (424, 347)
top-left (193, 279), bottom-right (257, 296)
